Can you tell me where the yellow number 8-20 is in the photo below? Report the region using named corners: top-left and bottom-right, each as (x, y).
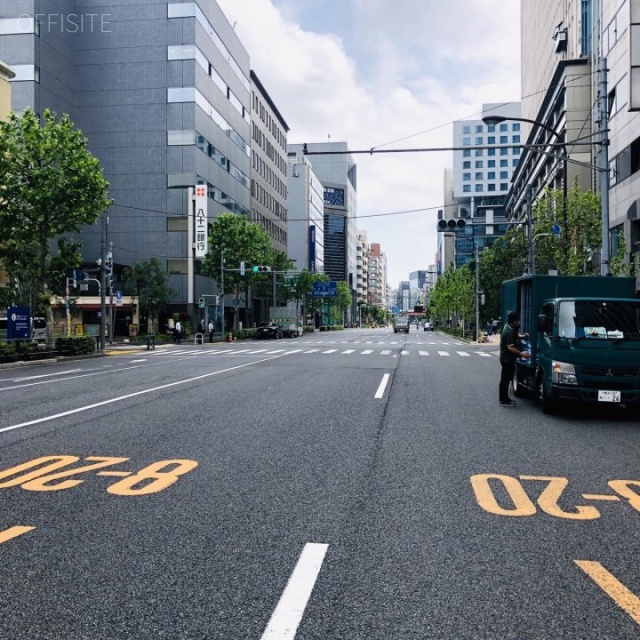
top-left (107, 459), bottom-right (198, 496)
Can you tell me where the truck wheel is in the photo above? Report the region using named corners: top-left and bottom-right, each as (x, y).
top-left (537, 372), bottom-right (556, 415)
top-left (512, 367), bottom-right (526, 398)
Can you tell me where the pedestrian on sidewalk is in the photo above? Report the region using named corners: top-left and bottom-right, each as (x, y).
top-left (174, 319), bottom-right (182, 344)
top-left (499, 311), bottom-right (530, 407)
top-left (208, 320), bottom-right (214, 343)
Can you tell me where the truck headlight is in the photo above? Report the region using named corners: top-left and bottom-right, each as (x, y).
top-left (552, 361), bottom-right (577, 385)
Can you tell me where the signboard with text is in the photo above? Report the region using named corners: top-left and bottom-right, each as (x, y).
top-left (312, 281), bottom-right (337, 297)
top-left (7, 306), bottom-right (31, 341)
top-left (194, 184), bottom-right (208, 258)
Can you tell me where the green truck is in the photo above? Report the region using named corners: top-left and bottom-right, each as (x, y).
top-left (501, 275), bottom-right (640, 414)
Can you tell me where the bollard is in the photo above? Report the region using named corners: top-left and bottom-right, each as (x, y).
top-left (147, 335), bottom-right (155, 350)
top-left (226, 331), bottom-right (234, 343)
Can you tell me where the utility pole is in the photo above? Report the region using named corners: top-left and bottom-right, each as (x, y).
top-left (220, 248), bottom-right (225, 339)
top-left (597, 56), bottom-right (610, 276)
top-left (272, 270), bottom-right (277, 309)
top-left (525, 184), bottom-right (533, 274)
top-left (99, 214), bottom-right (107, 353)
top-left (108, 241), bottom-right (114, 344)
top-left (474, 241), bottom-right (480, 343)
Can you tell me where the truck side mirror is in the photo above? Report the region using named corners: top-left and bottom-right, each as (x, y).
top-left (537, 314), bottom-right (548, 333)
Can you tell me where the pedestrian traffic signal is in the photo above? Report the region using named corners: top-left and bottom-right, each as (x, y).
top-left (437, 219), bottom-right (467, 232)
top-left (252, 266), bottom-right (272, 272)
top-left (199, 297), bottom-right (205, 308)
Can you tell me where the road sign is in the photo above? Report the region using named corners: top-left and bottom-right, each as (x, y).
top-left (392, 305), bottom-right (400, 314)
top-left (198, 297), bottom-right (205, 309)
top-left (551, 223), bottom-right (561, 238)
top-left (233, 298), bottom-right (241, 307)
top-left (312, 281), bottom-right (337, 297)
top-left (116, 290), bottom-right (123, 307)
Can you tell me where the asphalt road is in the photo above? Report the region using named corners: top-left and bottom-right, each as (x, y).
top-left (1, 327), bottom-right (639, 639)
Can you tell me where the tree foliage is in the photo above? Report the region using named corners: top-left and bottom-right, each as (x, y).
top-left (123, 258), bottom-right (175, 333)
top-left (0, 108), bottom-right (111, 311)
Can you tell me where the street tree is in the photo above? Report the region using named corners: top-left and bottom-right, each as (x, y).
top-left (0, 108), bottom-right (111, 313)
top-left (123, 258), bottom-right (175, 334)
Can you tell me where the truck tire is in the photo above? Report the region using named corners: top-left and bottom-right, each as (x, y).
top-left (537, 371), bottom-right (556, 415)
top-left (512, 366), bottom-right (527, 398)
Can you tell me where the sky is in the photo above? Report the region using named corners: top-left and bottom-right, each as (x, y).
top-left (216, 0), bottom-right (521, 287)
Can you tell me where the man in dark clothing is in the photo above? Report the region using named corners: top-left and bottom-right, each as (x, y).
top-left (499, 311), bottom-right (530, 407)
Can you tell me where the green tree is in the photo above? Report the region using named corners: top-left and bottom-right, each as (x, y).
top-left (0, 108), bottom-right (111, 313)
top-left (123, 258), bottom-right (175, 334)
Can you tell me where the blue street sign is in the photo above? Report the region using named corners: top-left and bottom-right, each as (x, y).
top-left (312, 281), bottom-right (337, 297)
top-left (391, 305), bottom-right (400, 314)
top-left (7, 306), bottom-right (31, 341)
top-left (551, 223), bottom-right (561, 238)
top-left (116, 290), bottom-right (123, 301)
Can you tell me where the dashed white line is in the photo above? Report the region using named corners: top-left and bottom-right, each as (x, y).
top-left (341, 349), bottom-right (355, 354)
top-left (361, 349), bottom-right (373, 355)
top-left (419, 351), bottom-right (430, 356)
top-left (259, 543), bottom-right (329, 640)
top-left (380, 350), bottom-right (391, 355)
top-left (437, 351), bottom-right (450, 356)
top-left (322, 349), bottom-right (337, 354)
top-left (375, 373), bottom-right (391, 399)
top-left (456, 351), bottom-right (470, 357)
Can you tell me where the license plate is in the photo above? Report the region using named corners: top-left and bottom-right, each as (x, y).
top-left (598, 390), bottom-right (621, 403)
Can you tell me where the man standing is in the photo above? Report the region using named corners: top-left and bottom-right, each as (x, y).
top-left (175, 319), bottom-right (182, 344)
top-left (499, 311), bottom-right (530, 407)
top-left (208, 320), bottom-right (214, 343)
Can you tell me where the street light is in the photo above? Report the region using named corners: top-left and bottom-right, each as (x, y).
top-left (482, 114), bottom-right (567, 275)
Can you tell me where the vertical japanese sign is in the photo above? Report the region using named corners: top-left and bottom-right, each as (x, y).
top-left (308, 225), bottom-right (316, 273)
top-left (195, 185), bottom-right (208, 258)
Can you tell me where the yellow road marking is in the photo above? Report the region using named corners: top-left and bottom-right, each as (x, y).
top-left (581, 494), bottom-right (621, 501)
top-left (96, 471), bottom-right (132, 477)
top-left (575, 560), bottom-right (640, 625)
top-left (0, 526), bottom-right (36, 544)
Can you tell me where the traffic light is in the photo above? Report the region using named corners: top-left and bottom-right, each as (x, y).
top-left (252, 266), bottom-right (272, 272)
top-left (437, 218), bottom-right (467, 232)
top-left (199, 297), bottom-right (205, 308)
top-left (240, 261), bottom-right (245, 276)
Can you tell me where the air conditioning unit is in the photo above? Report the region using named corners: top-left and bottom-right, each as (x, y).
top-left (555, 29), bottom-right (567, 53)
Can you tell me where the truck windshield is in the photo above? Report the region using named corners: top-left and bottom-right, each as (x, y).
top-left (558, 300), bottom-right (640, 340)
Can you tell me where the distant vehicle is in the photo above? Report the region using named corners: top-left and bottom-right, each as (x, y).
top-left (423, 321), bottom-right (434, 331)
top-left (281, 322), bottom-right (302, 338)
top-left (256, 321), bottom-right (283, 340)
top-left (393, 317), bottom-right (410, 334)
top-left (32, 317), bottom-right (48, 344)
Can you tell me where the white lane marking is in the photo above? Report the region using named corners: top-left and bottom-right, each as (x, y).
top-left (245, 349), bottom-right (268, 354)
top-left (265, 349), bottom-right (285, 354)
top-left (230, 349), bottom-right (252, 354)
top-left (401, 350), bottom-right (409, 355)
top-left (0, 355), bottom-right (285, 434)
top-left (304, 349), bottom-right (319, 354)
top-left (361, 350), bottom-right (373, 355)
top-left (341, 349), bottom-right (355, 354)
top-left (259, 543), bottom-right (329, 640)
top-left (419, 351), bottom-right (430, 356)
top-left (375, 373), bottom-right (390, 399)
top-left (380, 350), bottom-right (391, 355)
top-left (476, 352), bottom-right (492, 357)
top-left (322, 349), bottom-right (337, 354)
top-left (437, 351), bottom-right (450, 356)
top-left (456, 351), bottom-right (470, 357)
top-left (284, 350), bottom-right (302, 354)
top-left (130, 359), bottom-right (147, 363)
top-left (11, 368), bottom-right (82, 381)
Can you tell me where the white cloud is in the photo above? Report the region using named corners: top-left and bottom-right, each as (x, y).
top-left (216, 0), bottom-right (520, 286)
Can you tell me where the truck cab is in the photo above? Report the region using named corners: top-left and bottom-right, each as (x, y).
top-left (503, 275), bottom-right (640, 414)
top-left (393, 317), bottom-right (410, 333)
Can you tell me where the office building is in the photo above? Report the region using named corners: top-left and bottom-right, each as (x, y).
top-left (368, 243), bottom-right (387, 308)
top-left (355, 231), bottom-right (369, 305)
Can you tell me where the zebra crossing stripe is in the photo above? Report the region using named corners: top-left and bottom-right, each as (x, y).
top-left (380, 350), bottom-right (391, 355)
top-left (437, 351), bottom-right (450, 356)
top-left (401, 350), bottom-right (409, 355)
top-left (419, 351), bottom-right (430, 356)
top-left (456, 351), bottom-right (470, 357)
top-left (361, 350), bottom-right (373, 354)
top-left (322, 349), bottom-right (337, 354)
top-left (304, 349), bottom-right (319, 354)
top-left (476, 352), bottom-right (492, 357)
top-left (341, 349), bottom-right (355, 354)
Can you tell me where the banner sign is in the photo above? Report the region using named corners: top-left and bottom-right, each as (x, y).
top-left (312, 281), bottom-right (337, 297)
top-left (308, 225), bottom-right (316, 273)
top-left (7, 306), bottom-right (31, 341)
top-left (195, 184), bottom-right (208, 258)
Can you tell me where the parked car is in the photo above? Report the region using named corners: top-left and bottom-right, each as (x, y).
top-left (256, 322), bottom-right (283, 339)
top-left (424, 321), bottom-right (434, 331)
top-left (281, 322), bottom-right (302, 338)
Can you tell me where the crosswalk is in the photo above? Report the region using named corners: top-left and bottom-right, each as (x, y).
top-left (127, 346), bottom-right (496, 359)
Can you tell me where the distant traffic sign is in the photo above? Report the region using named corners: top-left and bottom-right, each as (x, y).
top-left (116, 290), bottom-right (123, 307)
top-left (312, 281), bottom-right (337, 297)
top-left (232, 298), bottom-right (241, 307)
top-left (551, 223), bottom-right (561, 238)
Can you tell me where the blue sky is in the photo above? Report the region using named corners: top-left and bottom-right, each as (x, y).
top-left (217, 0), bottom-right (521, 287)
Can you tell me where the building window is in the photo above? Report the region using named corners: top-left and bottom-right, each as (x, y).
top-left (463, 185), bottom-right (471, 192)
top-left (463, 161), bottom-right (471, 169)
top-left (475, 125), bottom-right (483, 133)
top-left (488, 184), bottom-right (496, 192)
top-left (463, 149), bottom-right (471, 157)
top-left (488, 160), bottom-right (496, 168)
top-left (475, 149), bottom-right (483, 156)
top-left (500, 124), bottom-right (508, 132)
top-left (475, 137), bottom-right (483, 145)
top-left (488, 172), bottom-right (495, 179)
top-left (512, 135), bottom-right (520, 143)
top-left (512, 123), bottom-right (520, 131)
top-left (488, 136), bottom-right (495, 144)
top-left (463, 137), bottom-right (471, 146)
top-left (512, 147), bottom-right (521, 156)
top-left (512, 159), bottom-right (519, 166)
top-left (475, 161), bottom-right (483, 168)
top-left (500, 183), bottom-right (509, 191)
top-left (487, 124), bottom-right (495, 132)
top-left (463, 125), bottom-right (471, 134)
top-left (500, 171), bottom-right (508, 179)
top-left (475, 184), bottom-right (483, 192)
top-left (500, 159), bottom-right (508, 167)
top-left (487, 148), bottom-right (496, 156)
top-left (500, 148), bottom-right (509, 156)
top-left (500, 135), bottom-right (508, 143)
top-left (475, 172), bottom-right (483, 180)
top-left (463, 173), bottom-right (471, 181)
